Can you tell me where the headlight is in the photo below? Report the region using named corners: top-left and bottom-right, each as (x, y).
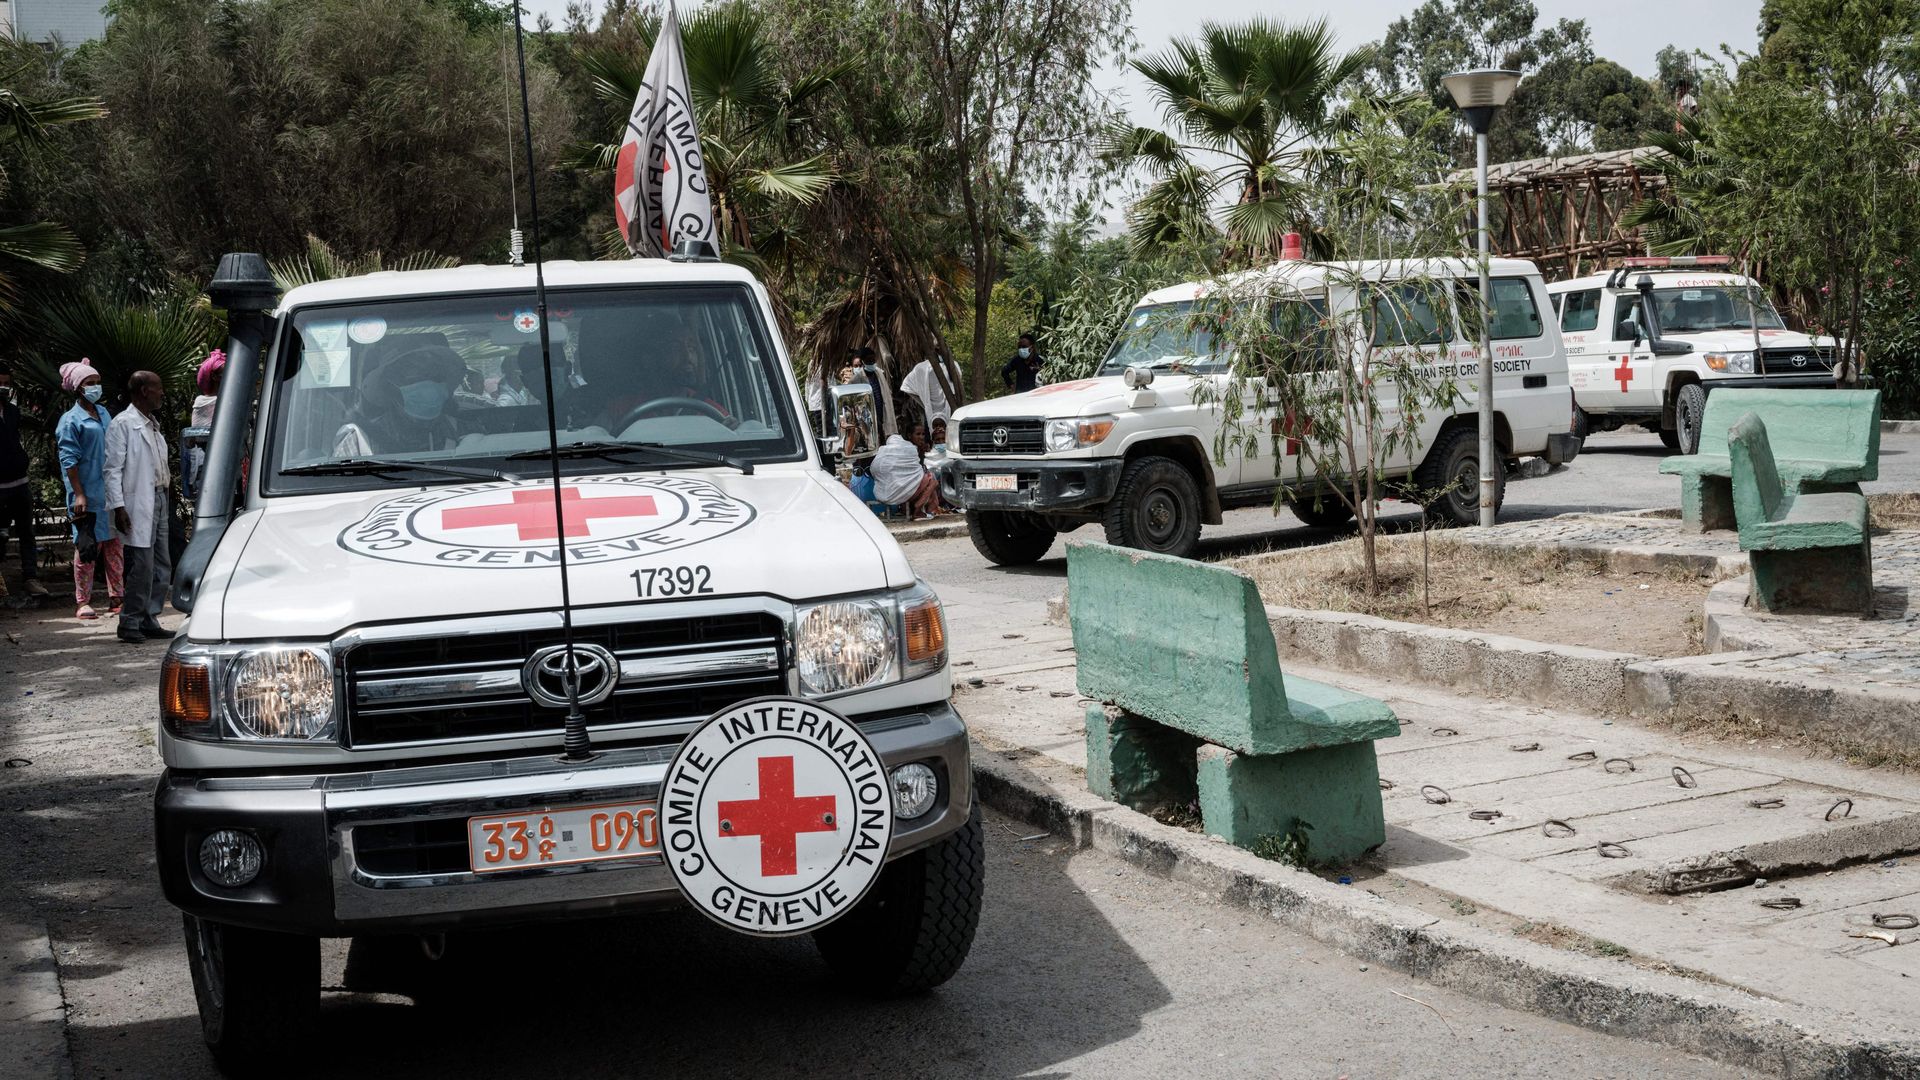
top-left (1704, 351), bottom-right (1754, 374)
top-left (161, 639), bottom-right (337, 743)
top-left (793, 582), bottom-right (947, 698)
top-left (1044, 415), bottom-right (1117, 452)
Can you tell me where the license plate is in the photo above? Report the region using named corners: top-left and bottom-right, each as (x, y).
top-left (467, 800), bottom-right (660, 874)
top-left (975, 473), bottom-right (1018, 492)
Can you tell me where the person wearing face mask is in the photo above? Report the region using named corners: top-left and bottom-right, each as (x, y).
top-left (53, 360), bottom-right (122, 621)
top-left (333, 341), bottom-right (465, 457)
top-left (1001, 333), bottom-right (1043, 394)
top-left (103, 370), bottom-right (174, 644)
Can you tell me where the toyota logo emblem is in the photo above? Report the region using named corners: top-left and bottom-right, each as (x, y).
top-left (1790, 354), bottom-right (1808, 368)
top-left (522, 643), bottom-right (620, 709)
top-left (992, 426), bottom-right (1009, 447)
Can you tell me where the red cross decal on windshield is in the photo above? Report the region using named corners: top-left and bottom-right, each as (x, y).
top-left (1615, 355), bottom-right (1634, 392)
top-left (439, 487), bottom-right (658, 542)
top-left (716, 756), bottom-right (838, 877)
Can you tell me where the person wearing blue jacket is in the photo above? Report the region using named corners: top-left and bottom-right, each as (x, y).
top-left (53, 360), bottom-right (121, 621)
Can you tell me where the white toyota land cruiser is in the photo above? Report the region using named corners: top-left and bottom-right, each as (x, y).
top-left (1547, 255), bottom-right (1844, 453)
top-left (939, 257), bottom-right (1580, 564)
top-left (160, 253), bottom-right (980, 1072)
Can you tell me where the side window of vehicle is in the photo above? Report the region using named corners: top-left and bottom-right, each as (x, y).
top-left (1613, 297), bottom-right (1645, 341)
top-left (1559, 289), bottom-right (1601, 333)
top-left (1368, 283), bottom-right (1451, 347)
top-left (1456, 278), bottom-right (1545, 340)
top-left (1261, 297), bottom-right (1332, 373)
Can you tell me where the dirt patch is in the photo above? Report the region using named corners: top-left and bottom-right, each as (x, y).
top-left (1870, 492), bottom-right (1920, 530)
top-left (1245, 534), bottom-right (1709, 657)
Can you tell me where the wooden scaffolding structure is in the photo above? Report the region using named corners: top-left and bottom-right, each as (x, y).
top-left (1453, 147), bottom-right (1668, 281)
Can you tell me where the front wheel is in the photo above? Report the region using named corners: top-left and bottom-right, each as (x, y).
top-left (813, 802), bottom-right (985, 994)
top-left (1674, 383), bottom-right (1707, 454)
top-left (1103, 455), bottom-right (1203, 557)
top-left (966, 510), bottom-right (1056, 566)
top-left (1417, 426), bottom-right (1504, 527)
top-left (183, 915), bottom-right (319, 1075)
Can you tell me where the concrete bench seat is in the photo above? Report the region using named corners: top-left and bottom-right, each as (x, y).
top-left (1728, 412), bottom-right (1873, 614)
top-left (1658, 388), bottom-right (1880, 531)
top-left (1068, 541), bottom-right (1397, 863)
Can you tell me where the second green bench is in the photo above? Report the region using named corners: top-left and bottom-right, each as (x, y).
top-left (1728, 411), bottom-right (1873, 614)
top-left (1658, 388), bottom-right (1879, 531)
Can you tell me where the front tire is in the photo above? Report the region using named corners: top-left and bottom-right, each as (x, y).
top-left (1674, 382), bottom-right (1707, 454)
top-left (183, 915), bottom-right (319, 1075)
top-left (966, 510), bottom-right (1056, 566)
top-left (1103, 455), bottom-right (1203, 557)
top-left (813, 802), bottom-right (985, 994)
top-left (1417, 426), bottom-right (1504, 527)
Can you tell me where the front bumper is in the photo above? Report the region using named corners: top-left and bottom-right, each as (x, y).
top-left (1703, 374), bottom-right (1845, 390)
top-left (1545, 432), bottom-right (1581, 465)
top-left (937, 456), bottom-right (1124, 512)
top-left (155, 702), bottom-right (972, 935)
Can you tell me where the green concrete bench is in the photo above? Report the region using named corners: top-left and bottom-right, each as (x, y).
top-left (1659, 388), bottom-right (1879, 532)
top-left (1067, 541), bottom-right (1398, 864)
top-left (1728, 411), bottom-right (1872, 614)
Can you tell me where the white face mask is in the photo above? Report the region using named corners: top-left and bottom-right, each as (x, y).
top-left (1017, 347), bottom-right (1031, 359)
top-left (82, 384), bottom-right (104, 403)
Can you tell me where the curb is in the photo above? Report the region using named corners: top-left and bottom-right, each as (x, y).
top-left (1880, 420), bottom-right (1920, 434)
top-left (969, 749), bottom-right (1920, 1079)
top-left (1, 893), bottom-right (71, 1080)
top-left (883, 520), bottom-right (970, 545)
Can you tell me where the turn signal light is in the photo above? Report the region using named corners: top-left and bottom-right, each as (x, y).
top-left (904, 599), bottom-right (947, 664)
top-left (161, 654), bottom-right (215, 737)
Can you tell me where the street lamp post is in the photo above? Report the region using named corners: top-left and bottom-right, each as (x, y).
top-left (1442, 68), bottom-right (1521, 528)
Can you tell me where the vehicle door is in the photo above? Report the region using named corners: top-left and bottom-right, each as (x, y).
top-left (1365, 279), bottom-right (1455, 475)
top-left (1233, 293), bottom-right (1330, 488)
top-left (1556, 287), bottom-right (1610, 408)
top-left (1600, 292), bottom-right (1661, 411)
top-left (1456, 275), bottom-right (1560, 454)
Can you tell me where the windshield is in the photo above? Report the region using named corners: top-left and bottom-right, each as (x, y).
top-left (265, 284), bottom-right (802, 492)
top-left (1651, 285), bottom-right (1786, 333)
top-left (1096, 301), bottom-right (1227, 376)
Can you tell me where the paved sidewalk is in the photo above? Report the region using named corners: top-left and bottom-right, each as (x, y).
top-left (942, 580), bottom-right (1920, 1052)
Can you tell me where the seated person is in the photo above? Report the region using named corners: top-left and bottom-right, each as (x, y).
top-left (333, 341), bottom-right (465, 456)
top-left (585, 321), bottom-right (730, 433)
top-left (870, 433), bottom-right (942, 518)
top-left (454, 367), bottom-right (495, 411)
top-left (494, 346), bottom-right (542, 406)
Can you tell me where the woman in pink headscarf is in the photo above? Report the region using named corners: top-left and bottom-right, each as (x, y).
top-left (192, 349), bottom-right (224, 429)
top-left (53, 360), bottom-right (122, 619)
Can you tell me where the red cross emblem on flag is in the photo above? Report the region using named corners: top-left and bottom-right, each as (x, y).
top-left (715, 756), bottom-right (838, 877)
top-left (439, 487), bottom-right (659, 542)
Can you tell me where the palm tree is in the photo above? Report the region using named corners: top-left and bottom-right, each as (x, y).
top-left (0, 68), bottom-right (106, 309)
top-left (1620, 112), bottom-right (1731, 258)
top-left (574, 4), bottom-right (849, 262)
top-left (1103, 18), bottom-right (1372, 261)
top-left (268, 234), bottom-right (460, 293)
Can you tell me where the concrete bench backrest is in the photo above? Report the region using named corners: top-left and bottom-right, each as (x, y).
top-left (1696, 388), bottom-right (1881, 476)
top-left (1728, 412), bottom-right (1787, 530)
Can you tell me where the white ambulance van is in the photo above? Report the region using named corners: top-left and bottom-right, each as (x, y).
top-left (939, 257), bottom-right (1578, 563)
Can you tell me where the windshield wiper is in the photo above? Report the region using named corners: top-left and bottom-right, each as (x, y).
top-left (282, 458), bottom-right (517, 482)
top-left (507, 439), bottom-right (754, 475)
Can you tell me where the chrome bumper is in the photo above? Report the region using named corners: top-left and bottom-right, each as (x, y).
top-left (155, 703), bottom-right (971, 935)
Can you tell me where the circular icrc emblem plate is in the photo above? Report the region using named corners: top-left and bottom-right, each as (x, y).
top-left (335, 475), bottom-right (755, 569)
top-left (662, 697), bottom-right (894, 937)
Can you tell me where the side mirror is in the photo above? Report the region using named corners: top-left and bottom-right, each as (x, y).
top-left (1615, 320), bottom-right (1641, 346)
top-left (829, 383), bottom-right (879, 458)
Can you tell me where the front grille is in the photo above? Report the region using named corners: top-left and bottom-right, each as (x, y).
top-left (958, 419), bottom-right (1045, 455)
top-left (1758, 347), bottom-right (1834, 376)
top-left (343, 611), bottom-right (788, 747)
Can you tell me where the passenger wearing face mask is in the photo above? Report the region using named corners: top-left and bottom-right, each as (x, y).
top-left (332, 342), bottom-right (466, 457)
top-left (54, 360), bottom-right (123, 621)
top-left (1000, 334), bottom-right (1043, 394)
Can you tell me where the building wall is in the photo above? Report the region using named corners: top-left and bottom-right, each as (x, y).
top-left (11, 0), bottom-right (109, 44)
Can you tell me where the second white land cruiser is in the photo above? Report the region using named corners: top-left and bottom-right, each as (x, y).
top-left (938, 257), bottom-right (1580, 564)
top-left (1548, 255), bottom-right (1845, 453)
top-left (159, 252), bottom-right (981, 1073)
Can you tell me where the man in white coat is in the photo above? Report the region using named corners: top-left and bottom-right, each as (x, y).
top-left (103, 370), bottom-right (172, 644)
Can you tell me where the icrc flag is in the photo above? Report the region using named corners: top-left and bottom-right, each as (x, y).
top-left (612, 4), bottom-right (715, 258)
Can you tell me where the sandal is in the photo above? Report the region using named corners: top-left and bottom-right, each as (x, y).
top-left (76, 604), bottom-right (98, 621)
top-left (106, 596), bottom-right (123, 615)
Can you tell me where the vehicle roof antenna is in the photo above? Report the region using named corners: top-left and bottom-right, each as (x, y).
top-left (501, 24), bottom-right (524, 267)
top-left (510, 1), bottom-right (593, 762)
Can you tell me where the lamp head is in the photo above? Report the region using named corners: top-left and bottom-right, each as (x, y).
top-left (1442, 69), bottom-right (1522, 135)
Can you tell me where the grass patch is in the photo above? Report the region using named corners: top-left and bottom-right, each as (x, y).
top-left (1869, 492), bottom-right (1920, 529)
top-left (1513, 920), bottom-right (1633, 961)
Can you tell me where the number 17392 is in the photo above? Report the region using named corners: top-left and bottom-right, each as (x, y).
top-left (630, 565), bottom-right (713, 598)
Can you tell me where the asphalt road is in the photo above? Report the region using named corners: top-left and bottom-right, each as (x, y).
top-left (907, 428), bottom-right (1920, 601)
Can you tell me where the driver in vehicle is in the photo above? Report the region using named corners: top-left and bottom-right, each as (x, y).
top-left (578, 315), bottom-right (731, 433)
top-left (332, 336), bottom-right (466, 456)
